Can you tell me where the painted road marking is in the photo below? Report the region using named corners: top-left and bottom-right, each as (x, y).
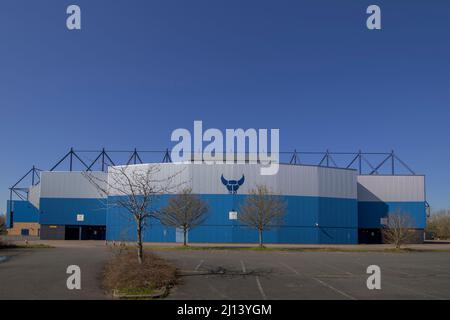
top-left (313, 277), bottom-right (356, 300)
top-left (314, 259), bottom-right (354, 276)
top-left (255, 276), bottom-right (267, 300)
top-left (240, 260), bottom-right (247, 273)
top-left (279, 262), bottom-right (300, 275)
top-left (280, 262), bottom-right (356, 300)
top-left (195, 260), bottom-right (204, 271)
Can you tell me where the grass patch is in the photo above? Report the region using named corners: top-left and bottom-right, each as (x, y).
top-left (115, 287), bottom-right (156, 296)
top-left (103, 249), bottom-right (177, 299)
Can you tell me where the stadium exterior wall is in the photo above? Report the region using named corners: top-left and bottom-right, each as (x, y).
top-left (6, 200), bottom-right (39, 225)
top-left (107, 194), bottom-right (358, 244)
top-left (6, 163), bottom-right (427, 244)
top-left (357, 175), bottom-right (426, 229)
top-left (106, 163), bottom-right (358, 244)
top-left (38, 171), bottom-right (107, 226)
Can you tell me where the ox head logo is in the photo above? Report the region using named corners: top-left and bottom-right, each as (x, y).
top-left (221, 174), bottom-right (245, 194)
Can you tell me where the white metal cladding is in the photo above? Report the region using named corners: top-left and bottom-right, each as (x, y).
top-left (108, 163), bottom-right (357, 199)
top-left (40, 171), bottom-right (107, 199)
top-left (107, 164), bottom-right (192, 196)
top-left (318, 167), bottom-right (357, 199)
top-left (357, 175), bottom-right (425, 202)
top-left (28, 184), bottom-right (41, 209)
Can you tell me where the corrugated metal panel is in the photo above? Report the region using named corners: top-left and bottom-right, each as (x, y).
top-left (6, 200), bottom-right (39, 223)
top-left (191, 163), bottom-right (285, 195)
top-left (40, 171), bottom-right (107, 199)
top-left (107, 164), bottom-right (192, 196)
top-left (39, 198), bottom-right (107, 225)
top-left (318, 167), bottom-right (357, 199)
top-left (28, 184), bottom-right (41, 209)
top-left (357, 175), bottom-right (425, 202)
top-left (109, 163), bottom-right (356, 199)
top-left (106, 194), bottom-right (358, 244)
top-left (358, 201), bottom-right (426, 228)
top-left (191, 163), bottom-right (356, 198)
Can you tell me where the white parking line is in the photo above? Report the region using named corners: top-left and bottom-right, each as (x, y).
top-left (240, 260), bottom-right (247, 273)
top-left (195, 260), bottom-right (204, 271)
top-left (313, 277), bottom-right (356, 300)
top-left (255, 276), bottom-right (267, 300)
top-left (279, 262), bottom-right (300, 275)
top-left (279, 262), bottom-right (356, 300)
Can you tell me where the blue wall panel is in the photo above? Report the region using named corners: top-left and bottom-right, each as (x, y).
top-left (319, 228), bottom-right (358, 244)
top-left (106, 197), bottom-right (175, 242)
top-left (6, 200), bottom-right (39, 225)
top-left (106, 194), bottom-right (358, 244)
top-left (30, 194), bottom-right (358, 244)
top-left (39, 198), bottom-right (107, 226)
top-left (358, 201), bottom-right (426, 229)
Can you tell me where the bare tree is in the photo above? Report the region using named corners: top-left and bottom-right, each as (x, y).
top-left (84, 165), bottom-right (185, 264)
top-left (238, 185), bottom-right (286, 247)
top-left (426, 209), bottom-right (450, 240)
top-left (156, 188), bottom-right (209, 246)
top-left (382, 211), bottom-right (416, 248)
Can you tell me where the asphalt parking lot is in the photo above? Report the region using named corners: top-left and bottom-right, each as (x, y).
top-left (1, 241), bottom-right (450, 300)
top-left (0, 245), bottom-right (111, 300)
top-left (158, 249), bottom-right (450, 300)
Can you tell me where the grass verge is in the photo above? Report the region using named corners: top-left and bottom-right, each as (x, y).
top-left (103, 249), bottom-right (177, 299)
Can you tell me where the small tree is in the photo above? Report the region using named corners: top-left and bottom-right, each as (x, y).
top-left (382, 211), bottom-right (415, 248)
top-left (238, 185), bottom-right (286, 247)
top-left (84, 165), bottom-right (184, 264)
top-left (426, 209), bottom-right (450, 240)
top-left (156, 188), bottom-right (209, 246)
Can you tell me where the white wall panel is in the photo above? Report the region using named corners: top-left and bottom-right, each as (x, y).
top-left (318, 167), bottom-right (357, 199)
top-left (40, 171), bottom-right (107, 199)
top-left (107, 164), bottom-right (191, 196)
top-left (357, 175), bottom-right (425, 202)
top-left (108, 163), bottom-right (356, 199)
top-left (28, 184), bottom-right (41, 208)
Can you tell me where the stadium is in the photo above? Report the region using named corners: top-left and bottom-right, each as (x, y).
top-left (6, 149), bottom-right (427, 244)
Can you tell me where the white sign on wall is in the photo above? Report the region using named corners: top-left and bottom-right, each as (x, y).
top-left (77, 214), bottom-right (84, 222)
top-left (229, 211), bottom-right (238, 220)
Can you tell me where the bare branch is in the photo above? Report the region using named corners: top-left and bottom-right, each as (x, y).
top-left (238, 185), bottom-right (286, 247)
top-left (155, 188), bottom-right (209, 246)
top-left (382, 211), bottom-right (416, 248)
top-left (82, 164), bottom-right (187, 263)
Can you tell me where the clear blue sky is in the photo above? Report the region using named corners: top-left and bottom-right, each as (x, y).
top-left (0, 0), bottom-right (449, 214)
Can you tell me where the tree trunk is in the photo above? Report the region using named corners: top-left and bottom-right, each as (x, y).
top-left (258, 229), bottom-right (263, 248)
top-left (137, 219), bottom-right (143, 264)
top-left (183, 227), bottom-right (187, 247)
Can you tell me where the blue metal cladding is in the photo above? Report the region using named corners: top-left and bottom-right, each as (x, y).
top-left (6, 200), bottom-right (39, 225)
top-left (358, 201), bottom-right (426, 229)
top-left (39, 198), bottom-right (107, 226)
top-left (106, 194), bottom-right (358, 244)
